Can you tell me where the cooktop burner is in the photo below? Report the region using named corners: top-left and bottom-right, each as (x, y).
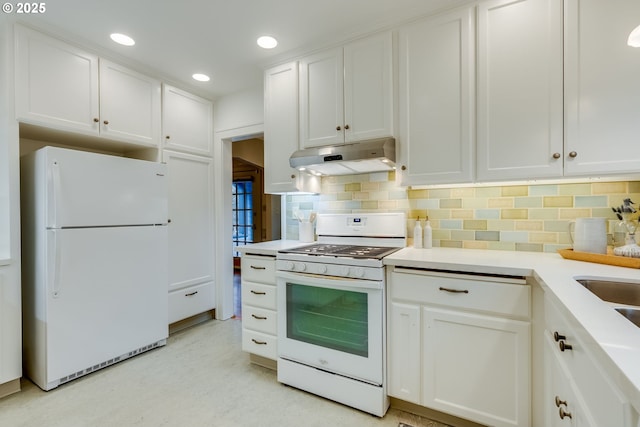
top-left (280, 243), bottom-right (402, 260)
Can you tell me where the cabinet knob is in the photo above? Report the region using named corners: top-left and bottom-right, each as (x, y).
top-left (344, 124), bottom-right (350, 130)
top-left (559, 407), bottom-right (573, 420)
top-left (291, 174), bottom-right (296, 179)
top-left (401, 165), bottom-right (407, 171)
top-left (569, 151), bottom-right (578, 158)
top-left (555, 396), bottom-right (567, 408)
top-left (165, 135), bottom-right (171, 140)
top-left (553, 331), bottom-right (566, 342)
top-left (93, 118), bottom-right (99, 123)
top-left (552, 152), bottom-right (561, 159)
top-left (336, 125), bottom-right (341, 131)
top-left (559, 341), bottom-right (573, 352)
top-left (103, 120), bottom-right (109, 125)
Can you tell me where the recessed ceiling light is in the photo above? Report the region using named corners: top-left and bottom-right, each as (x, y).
top-left (257, 36), bottom-right (278, 49)
top-left (192, 73), bottom-right (211, 82)
top-left (110, 33), bottom-right (135, 46)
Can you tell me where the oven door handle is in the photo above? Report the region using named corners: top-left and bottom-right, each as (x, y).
top-left (276, 270), bottom-right (383, 291)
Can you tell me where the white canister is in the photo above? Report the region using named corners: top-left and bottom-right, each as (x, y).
top-left (299, 222), bottom-right (315, 243)
top-left (569, 217), bottom-right (607, 254)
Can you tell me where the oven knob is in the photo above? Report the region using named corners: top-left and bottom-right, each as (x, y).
top-left (296, 262), bottom-right (307, 272)
top-left (354, 267), bottom-right (365, 278)
top-left (286, 261), bottom-right (295, 271)
top-left (318, 265), bottom-right (327, 274)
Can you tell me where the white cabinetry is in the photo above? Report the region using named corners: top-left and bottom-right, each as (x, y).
top-left (397, 8), bottom-right (474, 185)
top-left (563, 0), bottom-right (640, 177)
top-left (241, 254), bottom-right (278, 363)
top-left (0, 263), bottom-right (21, 398)
top-left (162, 84), bottom-right (213, 156)
top-left (15, 25), bottom-right (161, 147)
top-left (163, 150), bottom-right (215, 324)
top-left (476, 0), bottom-right (563, 181)
top-left (543, 295), bottom-right (634, 427)
top-left (299, 32), bottom-right (393, 148)
top-left (388, 267), bottom-right (531, 427)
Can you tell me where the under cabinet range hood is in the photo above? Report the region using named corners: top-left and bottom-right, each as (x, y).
top-left (289, 137), bottom-right (396, 176)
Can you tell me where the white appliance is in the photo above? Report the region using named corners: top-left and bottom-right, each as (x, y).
top-left (276, 213), bottom-right (406, 417)
top-left (20, 147), bottom-right (169, 391)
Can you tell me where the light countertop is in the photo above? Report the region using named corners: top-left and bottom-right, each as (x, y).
top-left (384, 247), bottom-right (640, 413)
top-left (235, 240), bottom-right (310, 257)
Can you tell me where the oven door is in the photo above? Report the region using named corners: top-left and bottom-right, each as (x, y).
top-left (276, 270), bottom-right (384, 386)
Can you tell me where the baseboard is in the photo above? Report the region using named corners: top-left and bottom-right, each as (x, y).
top-left (249, 353), bottom-right (277, 370)
top-left (389, 398), bottom-right (486, 427)
top-left (0, 378), bottom-right (21, 399)
top-left (169, 310), bottom-right (215, 335)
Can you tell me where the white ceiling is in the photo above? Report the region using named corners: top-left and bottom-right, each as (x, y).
top-left (7, 0), bottom-right (474, 100)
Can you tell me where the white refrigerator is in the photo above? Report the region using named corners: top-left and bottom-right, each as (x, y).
top-left (20, 147), bottom-right (169, 391)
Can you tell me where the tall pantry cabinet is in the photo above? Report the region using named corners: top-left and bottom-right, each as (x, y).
top-left (162, 85), bottom-right (215, 324)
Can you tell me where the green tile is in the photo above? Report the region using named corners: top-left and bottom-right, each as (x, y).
top-left (514, 197), bottom-right (542, 208)
top-left (440, 199), bottom-right (462, 209)
top-left (543, 196), bottom-right (573, 208)
top-left (464, 220), bottom-right (488, 230)
top-left (476, 231), bottom-right (500, 241)
top-left (574, 195), bottom-right (607, 207)
top-left (515, 243), bottom-right (543, 252)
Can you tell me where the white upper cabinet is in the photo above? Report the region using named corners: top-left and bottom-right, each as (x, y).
top-left (476, 0), bottom-right (563, 181)
top-left (162, 84), bottom-right (213, 156)
top-left (15, 25), bottom-right (99, 135)
top-left (299, 32), bottom-right (393, 148)
top-left (564, 0), bottom-right (640, 177)
top-left (397, 8), bottom-right (475, 185)
top-left (15, 25), bottom-right (161, 147)
top-left (99, 60), bottom-right (161, 146)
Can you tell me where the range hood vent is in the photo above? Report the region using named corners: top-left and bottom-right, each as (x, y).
top-left (289, 137), bottom-right (396, 176)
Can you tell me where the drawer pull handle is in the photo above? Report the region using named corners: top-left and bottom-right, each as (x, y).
top-left (250, 265), bottom-right (266, 270)
top-left (559, 407), bottom-right (572, 420)
top-left (558, 341), bottom-right (573, 352)
top-left (555, 396), bottom-right (567, 407)
top-left (251, 338), bottom-right (267, 345)
top-left (251, 314), bottom-right (267, 320)
top-left (439, 287), bottom-right (469, 294)
top-left (185, 291), bottom-right (199, 297)
top-left (553, 331), bottom-right (566, 342)
top-left (250, 290), bottom-right (266, 295)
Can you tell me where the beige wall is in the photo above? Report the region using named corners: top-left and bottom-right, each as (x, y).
top-left (286, 172), bottom-right (640, 253)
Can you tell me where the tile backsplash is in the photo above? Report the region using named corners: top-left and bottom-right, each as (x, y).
top-left (286, 172), bottom-right (640, 253)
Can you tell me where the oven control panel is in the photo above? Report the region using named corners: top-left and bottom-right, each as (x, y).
top-left (276, 260), bottom-right (385, 281)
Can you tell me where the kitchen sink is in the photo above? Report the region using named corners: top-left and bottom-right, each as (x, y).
top-left (575, 278), bottom-right (640, 306)
top-left (575, 278), bottom-right (640, 327)
top-left (614, 307), bottom-right (640, 328)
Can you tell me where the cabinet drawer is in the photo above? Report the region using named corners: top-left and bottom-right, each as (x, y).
top-left (241, 255), bottom-right (276, 284)
top-left (242, 329), bottom-right (277, 360)
top-left (243, 306), bottom-right (277, 335)
top-left (242, 281), bottom-right (277, 310)
top-left (544, 296), bottom-right (631, 427)
top-left (168, 281), bottom-right (214, 324)
top-left (390, 268), bottom-right (530, 318)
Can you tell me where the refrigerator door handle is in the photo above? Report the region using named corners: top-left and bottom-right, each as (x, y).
top-left (50, 230), bottom-right (62, 298)
top-left (49, 160), bottom-right (62, 228)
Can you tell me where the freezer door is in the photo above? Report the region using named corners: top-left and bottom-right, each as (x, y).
top-left (44, 226), bottom-right (168, 383)
top-left (41, 147), bottom-right (168, 227)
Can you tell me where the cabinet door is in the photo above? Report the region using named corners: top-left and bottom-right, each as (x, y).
top-left (476, 0), bottom-right (563, 181)
top-left (343, 32), bottom-right (393, 142)
top-left (162, 85), bottom-right (213, 156)
top-left (99, 60), bottom-right (161, 146)
top-left (564, 0), bottom-right (640, 176)
top-left (387, 301), bottom-right (421, 404)
top-left (264, 61), bottom-right (301, 193)
top-left (398, 9), bottom-right (474, 185)
top-left (15, 25), bottom-right (99, 135)
top-left (422, 308), bottom-right (530, 427)
top-left (299, 47), bottom-right (344, 147)
top-left (163, 150), bottom-right (214, 293)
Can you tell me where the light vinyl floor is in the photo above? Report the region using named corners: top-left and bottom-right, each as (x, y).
top-left (0, 318), bottom-right (449, 427)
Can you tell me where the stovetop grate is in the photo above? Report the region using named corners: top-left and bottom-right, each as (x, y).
top-left (280, 243), bottom-right (401, 260)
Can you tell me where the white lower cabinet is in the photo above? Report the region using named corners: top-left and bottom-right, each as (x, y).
top-left (240, 254), bottom-right (278, 361)
top-left (163, 150), bottom-right (214, 323)
top-left (388, 267), bottom-right (531, 427)
top-left (543, 295), bottom-right (634, 427)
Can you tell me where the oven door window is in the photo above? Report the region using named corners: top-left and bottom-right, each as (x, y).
top-left (286, 283), bottom-right (368, 357)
